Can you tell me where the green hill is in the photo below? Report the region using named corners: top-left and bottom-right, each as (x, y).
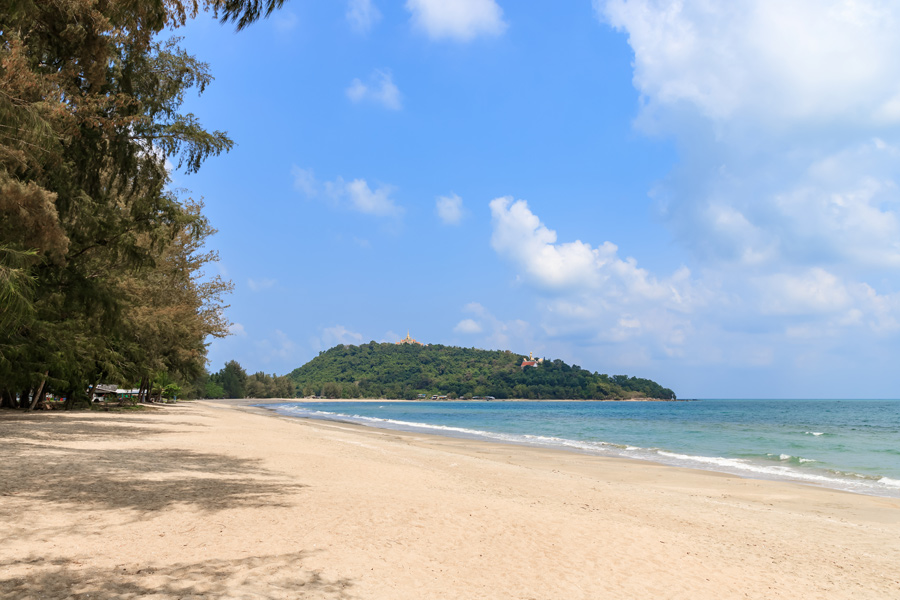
top-left (289, 342), bottom-right (675, 400)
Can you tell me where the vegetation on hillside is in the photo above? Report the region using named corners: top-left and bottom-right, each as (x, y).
top-left (289, 343), bottom-right (676, 400)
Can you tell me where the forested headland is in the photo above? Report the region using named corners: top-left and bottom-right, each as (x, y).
top-left (0, 0), bottom-right (287, 409)
top-left (289, 342), bottom-right (676, 400)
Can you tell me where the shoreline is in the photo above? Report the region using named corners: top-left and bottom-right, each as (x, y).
top-left (2, 400), bottom-right (898, 598)
top-left (208, 396), bottom-right (685, 406)
top-left (244, 398), bottom-right (900, 499)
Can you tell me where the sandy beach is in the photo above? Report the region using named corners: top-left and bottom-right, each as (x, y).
top-left (1, 401), bottom-right (898, 599)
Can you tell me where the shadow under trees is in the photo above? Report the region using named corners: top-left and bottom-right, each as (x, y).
top-left (0, 414), bottom-right (306, 514)
top-left (0, 552), bottom-right (354, 600)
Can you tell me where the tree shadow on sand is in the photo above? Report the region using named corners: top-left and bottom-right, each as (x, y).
top-left (1, 440), bottom-right (306, 513)
top-left (0, 552), bottom-right (354, 600)
top-left (0, 412), bottom-right (206, 443)
top-left (1, 412), bottom-right (309, 547)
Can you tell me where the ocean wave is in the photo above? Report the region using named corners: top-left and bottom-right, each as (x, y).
top-left (271, 404), bottom-right (899, 499)
top-left (766, 453), bottom-right (818, 464)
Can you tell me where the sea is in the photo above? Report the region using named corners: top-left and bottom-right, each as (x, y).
top-left (264, 399), bottom-right (900, 499)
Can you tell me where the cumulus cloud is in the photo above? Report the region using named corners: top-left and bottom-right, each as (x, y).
top-left (488, 199), bottom-right (692, 357)
top-left (490, 196), bottom-right (696, 308)
top-left (454, 318), bottom-right (483, 334)
top-left (573, 0), bottom-right (900, 367)
top-left (436, 193), bottom-right (465, 225)
top-left (489, 195), bottom-right (900, 373)
top-left (346, 70), bottom-right (402, 110)
top-left (592, 0), bottom-right (900, 274)
top-left (292, 165), bottom-right (403, 218)
top-left (599, 0), bottom-right (900, 126)
top-left (229, 323), bottom-right (247, 336)
top-left (407, 0), bottom-right (507, 41)
top-left (338, 178), bottom-right (402, 217)
top-left (347, 0), bottom-right (381, 33)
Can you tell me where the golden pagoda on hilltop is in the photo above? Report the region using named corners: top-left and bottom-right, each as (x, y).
top-left (396, 330), bottom-right (424, 346)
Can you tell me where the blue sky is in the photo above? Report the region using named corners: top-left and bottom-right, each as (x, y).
top-left (172, 0), bottom-right (900, 399)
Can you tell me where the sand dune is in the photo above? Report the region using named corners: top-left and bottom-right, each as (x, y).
top-left (1, 401), bottom-right (897, 599)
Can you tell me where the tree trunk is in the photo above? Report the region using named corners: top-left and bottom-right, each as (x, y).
top-left (138, 375), bottom-right (149, 404)
top-left (132, 377), bottom-right (143, 405)
top-left (89, 376), bottom-right (101, 404)
top-left (27, 373), bottom-right (48, 411)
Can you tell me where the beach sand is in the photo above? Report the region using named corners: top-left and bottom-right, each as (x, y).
top-left (1, 400), bottom-right (898, 599)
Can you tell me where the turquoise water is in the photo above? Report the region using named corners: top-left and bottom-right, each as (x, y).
top-left (266, 399), bottom-right (900, 498)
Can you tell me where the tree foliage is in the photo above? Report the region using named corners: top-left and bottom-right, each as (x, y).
top-left (200, 360), bottom-right (294, 399)
top-left (289, 343), bottom-right (676, 400)
top-left (0, 0), bottom-right (277, 408)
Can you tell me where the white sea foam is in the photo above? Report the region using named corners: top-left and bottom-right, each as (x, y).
top-left (804, 431), bottom-right (825, 436)
top-left (271, 404), bottom-right (899, 499)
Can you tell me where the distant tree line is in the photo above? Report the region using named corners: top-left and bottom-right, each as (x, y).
top-left (198, 360), bottom-right (295, 399)
top-left (289, 343), bottom-right (676, 400)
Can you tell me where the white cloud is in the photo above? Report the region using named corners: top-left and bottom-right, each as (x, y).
top-left (346, 70), bottom-right (402, 110)
top-left (593, 1), bottom-right (900, 274)
top-left (574, 1), bottom-right (900, 368)
top-left (229, 323), bottom-right (247, 336)
top-left (347, 0), bottom-right (381, 33)
top-left (341, 178), bottom-right (402, 217)
top-left (598, 0), bottom-right (900, 126)
top-left (247, 278), bottom-right (277, 292)
top-left (489, 196), bottom-right (696, 309)
top-left (454, 318), bottom-right (483, 334)
top-left (406, 0), bottom-right (507, 41)
top-left (756, 268), bottom-right (852, 316)
top-left (454, 302), bottom-right (532, 351)
top-left (318, 325), bottom-right (365, 350)
top-left (464, 301), bottom-right (488, 317)
top-left (436, 193), bottom-right (464, 225)
top-left (292, 165), bottom-right (403, 218)
top-left (489, 195), bottom-right (900, 376)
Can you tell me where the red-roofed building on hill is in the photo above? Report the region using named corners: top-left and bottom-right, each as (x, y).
top-left (521, 351), bottom-right (543, 368)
